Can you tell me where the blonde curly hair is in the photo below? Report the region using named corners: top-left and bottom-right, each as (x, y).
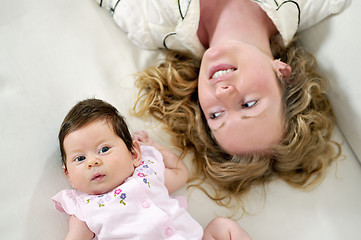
top-left (132, 35), bottom-right (341, 204)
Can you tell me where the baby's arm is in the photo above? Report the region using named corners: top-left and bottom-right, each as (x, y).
top-left (65, 215), bottom-right (94, 240)
top-left (133, 131), bottom-right (189, 193)
top-left (203, 217), bottom-right (252, 240)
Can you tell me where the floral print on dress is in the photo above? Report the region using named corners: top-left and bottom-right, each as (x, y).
top-left (135, 159), bottom-right (157, 188)
top-left (85, 158), bottom-right (156, 208)
top-left (86, 187), bottom-right (127, 207)
top-left (119, 193), bottom-right (126, 205)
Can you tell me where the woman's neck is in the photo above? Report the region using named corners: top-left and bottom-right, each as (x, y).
top-left (198, 0), bottom-right (278, 57)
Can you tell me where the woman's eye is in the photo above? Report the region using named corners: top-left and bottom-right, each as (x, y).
top-left (242, 100), bottom-right (258, 109)
top-left (99, 146), bottom-right (110, 154)
top-left (210, 112), bottom-right (222, 120)
top-left (75, 156), bottom-right (86, 162)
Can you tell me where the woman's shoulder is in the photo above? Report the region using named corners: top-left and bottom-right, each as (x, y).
top-left (256, 0), bottom-right (346, 45)
top-left (109, 0), bottom-right (204, 57)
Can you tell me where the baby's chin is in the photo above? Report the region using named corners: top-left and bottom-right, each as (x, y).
top-left (88, 180), bottom-right (127, 195)
top-left (83, 185), bottom-right (116, 196)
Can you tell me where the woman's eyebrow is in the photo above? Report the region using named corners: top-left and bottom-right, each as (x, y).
top-left (212, 109), bottom-right (267, 131)
top-left (212, 122), bottom-right (225, 132)
top-left (241, 109), bottom-right (265, 119)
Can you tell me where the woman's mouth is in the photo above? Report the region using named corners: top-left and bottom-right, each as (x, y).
top-left (209, 64), bottom-right (237, 79)
top-left (212, 69), bottom-right (235, 79)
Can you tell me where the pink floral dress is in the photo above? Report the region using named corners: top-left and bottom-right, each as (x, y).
top-left (52, 145), bottom-right (203, 240)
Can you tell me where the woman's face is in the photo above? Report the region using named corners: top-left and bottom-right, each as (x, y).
top-left (198, 42), bottom-right (284, 154)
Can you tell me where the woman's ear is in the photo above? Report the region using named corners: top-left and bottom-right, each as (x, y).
top-left (131, 140), bottom-right (142, 167)
top-left (273, 59), bottom-right (292, 82)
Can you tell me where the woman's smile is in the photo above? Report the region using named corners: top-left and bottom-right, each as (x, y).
top-left (209, 64), bottom-right (237, 79)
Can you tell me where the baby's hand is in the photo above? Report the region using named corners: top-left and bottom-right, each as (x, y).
top-left (133, 130), bottom-right (153, 146)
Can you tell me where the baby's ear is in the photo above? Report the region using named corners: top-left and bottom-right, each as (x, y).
top-left (62, 164), bottom-right (77, 189)
top-left (62, 165), bottom-right (68, 177)
top-left (62, 165), bottom-right (72, 184)
top-left (273, 59), bottom-right (292, 82)
top-left (131, 140), bottom-right (142, 167)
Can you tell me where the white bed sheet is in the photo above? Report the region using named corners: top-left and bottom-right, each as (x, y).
top-left (0, 0), bottom-right (360, 239)
top-left (300, 0), bottom-right (361, 163)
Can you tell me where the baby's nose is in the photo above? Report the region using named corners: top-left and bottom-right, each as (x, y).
top-left (87, 158), bottom-right (102, 169)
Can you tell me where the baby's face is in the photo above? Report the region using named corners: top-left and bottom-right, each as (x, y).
top-left (63, 119), bottom-right (141, 195)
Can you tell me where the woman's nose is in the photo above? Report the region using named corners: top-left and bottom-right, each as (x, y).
top-left (87, 158), bottom-right (103, 169)
top-left (215, 84), bottom-right (237, 99)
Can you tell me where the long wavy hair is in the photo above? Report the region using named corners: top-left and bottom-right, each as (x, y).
top-left (132, 35), bottom-right (341, 205)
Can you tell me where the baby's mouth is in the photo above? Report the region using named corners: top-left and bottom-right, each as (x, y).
top-left (92, 173), bottom-right (105, 181)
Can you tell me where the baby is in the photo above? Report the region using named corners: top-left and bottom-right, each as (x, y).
top-left (52, 98), bottom-right (252, 239)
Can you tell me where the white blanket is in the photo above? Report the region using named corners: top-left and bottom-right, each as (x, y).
top-left (0, 0), bottom-right (360, 239)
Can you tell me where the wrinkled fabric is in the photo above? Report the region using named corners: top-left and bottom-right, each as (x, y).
top-left (102, 0), bottom-right (345, 57)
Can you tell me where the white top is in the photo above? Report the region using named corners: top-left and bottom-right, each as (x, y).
top-left (52, 145), bottom-right (203, 240)
top-left (104, 0), bottom-right (345, 58)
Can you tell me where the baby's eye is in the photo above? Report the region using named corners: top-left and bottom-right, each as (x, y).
top-left (210, 111), bottom-right (223, 120)
top-left (75, 156), bottom-right (86, 162)
top-left (99, 146), bottom-right (110, 154)
top-left (242, 100), bottom-right (258, 109)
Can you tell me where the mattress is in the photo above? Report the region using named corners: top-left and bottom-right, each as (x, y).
top-left (0, 0), bottom-right (360, 239)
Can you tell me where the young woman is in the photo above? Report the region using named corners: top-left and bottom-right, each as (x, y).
top-left (96, 0), bottom-right (344, 203)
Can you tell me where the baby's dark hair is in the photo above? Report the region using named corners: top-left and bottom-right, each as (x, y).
top-left (59, 98), bottom-right (133, 168)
